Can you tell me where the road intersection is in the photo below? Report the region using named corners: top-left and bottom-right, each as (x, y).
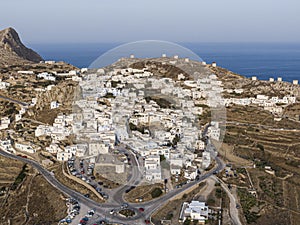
top-left (0, 149), bottom-right (227, 224)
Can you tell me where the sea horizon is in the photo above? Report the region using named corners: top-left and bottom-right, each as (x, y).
top-left (29, 42), bottom-right (300, 82)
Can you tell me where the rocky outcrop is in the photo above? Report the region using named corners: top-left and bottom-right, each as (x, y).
top-left (0, 27), bottom-right (43, 65)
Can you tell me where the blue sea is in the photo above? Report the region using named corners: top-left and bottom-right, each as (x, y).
top-left (30, 43), bottom-right (300, 82)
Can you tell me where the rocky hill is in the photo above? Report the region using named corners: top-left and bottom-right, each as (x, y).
top-left (0, 27), bottom-right (43, 66)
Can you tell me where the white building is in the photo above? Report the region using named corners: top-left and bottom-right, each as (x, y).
top-left (0, 139), bottom-right (15, 154)
top-left (0, 117), bottom-right (10, 130)
top-left (17, 71), bottom-right (34, 75)
top-left (15, 114), bottom-right (22, 122)
top-left (37, 72), bottom-right (56, 81)
top-left (145, 168), bottom-right (162, 182)
top-left (57, 151), bottom-right (73, 161)
top-left (184, 166), bottom-right (198, 180)
top-left (50, 101), bottom-right (60, 109)
top-left (88, 143), bottom-right (109, 155)
top-left (15, 143), bottom-right (36, 154)
top-left (35, 125), bottom-right (52, 137)
top-left (45, 60), bottom-right (55, 64)
top-left (180, 201), bottom-right (209, 223)
top-left (207, 123), bottom-right (220, 141)
top-left (46, 143), bottom-right (62, 154)
top-left (202, 152), bottom-right (211, 169)
top-left (170, 165), bottom-right (181, 175)
top-left (19, 107), bottom-right (26, 115)
top-left (196, 140), bottom-right (205, 150)
top-left (0, 79), bottom-right (10, 89)
top-left (144, 158), bottom-right (160, 170)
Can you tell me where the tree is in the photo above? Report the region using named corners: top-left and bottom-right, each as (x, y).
top-left (160, 154), bottom-right (166, 162)
top-left (183, 218), bottom-right (191, 225)
top-left (151, 188), bottom-right (163, 198)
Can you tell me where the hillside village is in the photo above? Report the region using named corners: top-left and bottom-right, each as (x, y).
top-left (0, 56), bottom-right (299, 184)
top-left (0, 55), bottom-right (300, 225)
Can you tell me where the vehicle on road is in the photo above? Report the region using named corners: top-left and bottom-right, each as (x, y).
top-left (100, 192), bottom-right (109, 199)
top-left (121, 203), bottom-right (129, 209)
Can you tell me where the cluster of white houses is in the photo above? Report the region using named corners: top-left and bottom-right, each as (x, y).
top-left (0, 57), bottom-right (298, 184)
top-left (224, 94), bottom-right (296, 117)
top-left (37, 72), bottom-right (56, 81)
top-left (0, 138), bottom-right (37, 154)
top-left (66, 64), bottom-right (223, 182)
top-left (17, 68), bottom-right (81, 77)
top-left (251, 76), bottom-right (298, 85)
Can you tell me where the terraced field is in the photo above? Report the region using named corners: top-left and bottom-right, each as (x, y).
top-left (221, 104), bottom-right (300, 225)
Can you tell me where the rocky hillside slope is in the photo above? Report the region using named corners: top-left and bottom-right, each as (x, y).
top-left (0, 27), bottom-right (43, 66)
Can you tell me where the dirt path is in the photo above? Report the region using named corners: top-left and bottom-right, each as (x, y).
top-left (213, 176), bottom-right (242, 225)
top-left (23, 173), bottom-right (36, 225)
top-left (193, 177), bottom-right (216, 201)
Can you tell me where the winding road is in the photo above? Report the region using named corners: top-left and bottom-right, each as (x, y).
top-left (0, 149), bottom-right (226, 224)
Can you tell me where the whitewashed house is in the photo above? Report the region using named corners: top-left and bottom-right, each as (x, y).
top-left (57, 151), bottom-right (73, 161)
top-left (0, 79), bottom-right (10, 89)
top-left (180, 201), bottom-right (209, 223)
top-left (0, 117), bottom-right (10, 130)
top-left (46, 143), bottom-right (62, 154)
top-left (145, 168), bottom-right (162, 182)
top-left (196, 140), bottom-right (205, 150)
top-left (0, 139), bottom-right (15, 153)
top-left (35, 125), bottom-right (52, 137)
top-left (15, 114), bottom-right (22, 122)
top-left (184, 166), bottom-right (198, 180)
top-left (50, 101), bottom-right (60, 109)
top-left (15, 143), bottom-right (36, 154)
top-left (89, 143), bottom-right (109, 155)
top-left (202, 152), bottom-right (211, 169)
top-left (37, 72), bottom-right (56, 81)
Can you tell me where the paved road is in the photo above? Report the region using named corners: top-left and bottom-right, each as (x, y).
top-left (0, 149), bottom-right (225, 224)
top-left (138, 157), bottom-right (225, 219)
top-left (0, 94), bottom-right (29, 107)
top-left (111, 147), bottom-right (143, 204)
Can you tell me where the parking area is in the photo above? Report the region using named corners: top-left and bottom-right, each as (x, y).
top-left (67, 158), bottom-right (109, 200)
top-left (59, 198), bottom-right (84, 224)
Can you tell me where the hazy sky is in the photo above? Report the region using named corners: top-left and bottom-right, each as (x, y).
top-left (1, 0), bottom-right (299, 44)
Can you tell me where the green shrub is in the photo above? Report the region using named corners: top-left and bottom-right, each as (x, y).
top-left (151, 188), bottom-right (163, 198)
